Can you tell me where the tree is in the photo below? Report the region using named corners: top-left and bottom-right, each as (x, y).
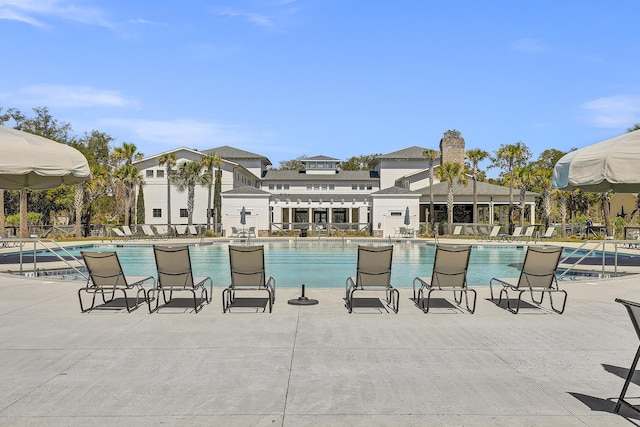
top-left (113, 164), bottom-right (142, 226)
top-left (491, 142), bottom-right (532, 231)
top-left (200, 153), bottom-right (223, 229)
top-left (74, 184), bottom-right (83, 238)
top-left (535, 168), bottom-right (553, 227)
top-left (513, 165), bottom-right (535, 227)
top-left (158, 153), bottom-right (177, 226)
top-left (214, 165), bottom-right (222, 231)
top-left (435, 162), bottom-right (467, 235)
top-left (136, 183), bottom-right (145, 225)
top-left (627, 123), bottom-right (640, 132)
top-left (465, 148), bottom-right (489, 230)
top-left (276, 156), bottom-right (307, 171)
top-left (422, 149), bottom-right (439, 228)
top-left (340, 154), bottom-right (379, 171)
top-left (171, 161), bottom-right (204, 227)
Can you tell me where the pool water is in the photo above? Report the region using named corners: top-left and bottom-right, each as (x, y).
top-left (72, 242), bottom-right (529, 288)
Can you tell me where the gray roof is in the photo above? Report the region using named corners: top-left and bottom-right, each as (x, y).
top-left (223, 185), bottom-right (271, 195)
top-left (203, 146), bottom-right (272, 166)
top-left (417, 181), bottom-right (539, 197)
top-left (371, 186), bottom-right (421, 196)
top-left (270, 193), bottom-right (369, 202)
top-left (374, 146), bottom-right (433, 162)
top-left (303, 155), bottom-right (340, 161)
top-left (262, 170), bottom-right (376, 181)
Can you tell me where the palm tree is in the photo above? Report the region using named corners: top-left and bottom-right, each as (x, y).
top-left (535, 168), bottom-right (553, 228)
top-left (114, 163), bottom-right (142, 226)
top-left (200, 153), bottom-right (223, 230)
top-left (158, 153), bottom-right (177, 226)
top-left (422, 149), bottom-right (439, 230)
top-left (491, 142), bottom-right (531, 231)
top-left (0, 189), bottom-right (4, 238)
top-left (74, 183), bottom-right (84, 238)
top-left (435, 162), bottom-right (467, 235)
top-left (171, 161), bottom-right (204, 227)
top-left (112, 142), bottom-right (142, 165)
top-left (513, 165), bottom-right (535, 227)
top-left (465, 148), bottom-right (489, 230)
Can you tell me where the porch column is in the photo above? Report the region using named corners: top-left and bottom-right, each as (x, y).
top-left (529, 202), bottom-right (536, 225)
top-left (489, 203), bottom-right (494, 224)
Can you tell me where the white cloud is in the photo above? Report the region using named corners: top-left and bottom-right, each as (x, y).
top-left (0, 0), bottom-right (113, 28)
top-left (101, 118), bottom-right (271, 150)
top-left (512, 38), bottom-right (546, 53)
top-left (15, 84), bottom-right (135, 108)
top-left (216, 7), bottom-right (275, 29)
top-left (582, 95), bottom-right (640, 128)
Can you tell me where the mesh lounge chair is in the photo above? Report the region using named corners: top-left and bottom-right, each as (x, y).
top-left (489, 246), bottom-right (567, 314)
top-left (523, 226), bottom-right (536, 242)
top-left (174, 225), bottom-right (188, 236)
top-left (122, 225), bottom-right (136, 239)
top-left (223, 245), bottom-right (276, 313)
top-left (500, 226), bottom-right (522, 241)
top-left (155, 225), bottom-right (170, 238)
top-left (452, 225), bottom-right (463, 236)
top-left (79, 251), bottom-right (155, 313)
top-left (345, 245), bottom-right (399, 313)
top-left (413, 244), bottom-right (476, 313)
top-left (141, 225), bottom-right (159, 239)
top-left (614, 298), bottom-right (640, 415)
top-left (540, 226), bottom-right (556, 239)
top-left (483, 225), bottom-right (501, 241)
top-left (188, 225), bottom-right (199, 236)
top-left (111, 228), bottom-right (129, 240)
top-left (150, 245), bottom-right (213, 313)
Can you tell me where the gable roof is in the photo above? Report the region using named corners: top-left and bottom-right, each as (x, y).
top-left (303, 155), bottom-right (340, 161)
top-left (203, 146), bottom-right (272, 166)
top-left (222, 185), bottom-right (270, 195)
top-left (371, 186), bottom-right (421, 196)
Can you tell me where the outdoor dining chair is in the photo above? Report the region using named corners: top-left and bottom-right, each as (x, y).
top-left (345, 245), bottom-right (399, 313)
top-left (413, 244), bottom-right (476, 313)
top-left (150, 245), bottom-right (213, 313)
top-left (79, 251), bottom-right (155, 313)
top-left (614, 298), bottom-right (640, 415)
top-left (489, 245), bottom-right (567, 314)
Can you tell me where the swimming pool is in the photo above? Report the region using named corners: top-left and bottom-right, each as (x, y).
top-left (69, 241), bottom-right (531, 288)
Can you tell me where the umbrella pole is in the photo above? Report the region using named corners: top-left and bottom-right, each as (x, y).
top-left (20, 189), bottom-right (27, 238)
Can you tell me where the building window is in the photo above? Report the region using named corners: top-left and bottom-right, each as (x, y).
top-left (284, 184), bottom-right (289, 190)
top-left (307, 184), bottom-right (312, 190)
top-left (157, 170), bottom-right (164, 178)
top-left (329, 184), bottom-right (335, 190)
top-left (269, 184), bottom-right (274, 190)
top-left (180, 209), bottom-right (188, 218)
top-left (153, 208), bottom-right (162, 218)
top-left (352, 184), bottom-right (358, 190)
top-left (321, 184), bottom-right (327, 190)
top-left (359, 184), bottom-right (365, 190)
top-left (314, 184), bottom-right (320, 190)
top-left (207, 208), bottom-right (215, 218)
top-left (390, 211), bottom-right (402, 216)
top-left (276, 184), bottom-right (282, 190)
top-left (146, 170), bottom-right (154, 178)
top-left (367, 184), bottom-right (372, 190)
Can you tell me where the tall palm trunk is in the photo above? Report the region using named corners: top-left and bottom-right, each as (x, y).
top-left (560, 194), bottom-right (567, 238)
top-left (74, 184), bottom-right (83, 238)
top-left (0, 189), bottom-right (5, 238)
top-left (602, 192), bottom-right (612, 237)
top-left (447, 185), bottom-right (454, 235)
top-left (187, 185), bottom-right (195, 226)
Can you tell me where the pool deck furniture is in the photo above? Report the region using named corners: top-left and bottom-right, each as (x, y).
top-left (150, 245), bottom-right (213, 313)
top-left (413, 244), bottom-right (476, 313)
top-left (79, 251), bottom-right (155, 313)
top-left (3, 273), bottom-right (640, 424)
top-left (500, 226), bottom-right (522, 241)
top-left (345, 245), bottom-right (399, 313)
top-left (224, 245), bottom-right (276, 313)
top-left (490, 245), bottom-right (567, 314)
top-left (614, 298), bottom-right (640, 415)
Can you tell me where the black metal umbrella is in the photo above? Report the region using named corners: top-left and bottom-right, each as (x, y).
top-left (240, 206), bottom-right (246, 225)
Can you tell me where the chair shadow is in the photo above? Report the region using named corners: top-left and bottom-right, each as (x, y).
top-left (486, 298), bottom-right (541, 312)
top-left (410, 297), bottom-right (464, 312)
top-left (155, 297), bottom-right (209, 313)
top-left (346, 297), bottom-right (391, 313)
top-left (603, 364), bottom-right (640, 387)
top-left (568, 392), bottom-right (640, 422)
top-left (92, 297), bottom-right (144, 312)
top-left (226, 297), bottom-right (269, 312)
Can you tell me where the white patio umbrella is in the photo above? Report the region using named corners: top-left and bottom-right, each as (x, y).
top-left (552, 129), bottom-right (640, 238)
top-left (0, 126), bottom-right (91, 237)
top-left (552, 130), bottom-right (640, 193)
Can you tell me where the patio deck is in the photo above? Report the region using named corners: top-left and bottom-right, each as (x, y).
top-left (0, 269), bottom-right (640, 426)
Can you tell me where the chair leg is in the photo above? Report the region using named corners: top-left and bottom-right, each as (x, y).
top-left (549, 290), bottom-right (568, 314)
top-left (616, 345), bottom-right (640, 414)
top-left (466, 289), bottom-right (477, 314)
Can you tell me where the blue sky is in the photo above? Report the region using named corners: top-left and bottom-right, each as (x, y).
top-left (1, 1), bottom-right (639, 174)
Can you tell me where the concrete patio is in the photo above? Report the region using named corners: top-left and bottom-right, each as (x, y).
top-left (1, 270), bottom-right (640, 426)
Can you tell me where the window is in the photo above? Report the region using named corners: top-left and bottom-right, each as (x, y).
top-left (152, 208), bottom-right (162, 218)
top-left (329, 184), bottom-right (335, 190)
top-left (284, 184), bottom-right (289, 190)
top-left (156, 170), bottom-right (164, 178)
top-left (321, 184), bottom-right (327, 190)
top-left (366, 184), bottom-right (372, 190)
top-left (352, 184), bottom-right (358, 190)
top-left (146, 170), bottom-right (154, 178)
top-left (390, 211), bottom-right (402, 216)
top-left (359, 184), bottom-right (365, 190)
top-left (276, 184), bottom-right (282, 190)
top-left (269, 184), bottom-right (274, 190)
top-left (207, 208), bottom-right (215, 218)
top-left (307, 184), bottom-right (312, 190)
top-left (314, 184), bottom-right (320, 190)
top-left (180, 209), bottom-right (188, 218)
top-left (309, 162), bottom-right (316, 168)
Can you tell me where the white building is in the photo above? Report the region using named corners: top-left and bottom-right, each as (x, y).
top-left (132, 133), bottom-right (538, 237)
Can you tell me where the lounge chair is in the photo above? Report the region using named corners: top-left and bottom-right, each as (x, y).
top-left (230, 227), bottom-right (239, 238)
top-left (540, 226), bottom-right (556, 240)
top-left (155, 225), bottom-right (170, 238)
top-left (614, 298), bottom-right (640, 415)
top-left (500, 226), bottom-right (522, 241)
top-left (523, 226), bottom-right (536, 242)
top-left (111, 228), bottom-right (129, 240)
top-left (484, 225), bottom-right (501, 241)
top-left (150, 245), bottom-right (213, 313)
top-left (413, 244), bottom-right (476, 313)
top-left (79, 251), bottom-right (155, 313)
top-left (188, 225), bottom-right (199, 236)
top-left (122, 225), bottom-right (136, 239)
top-left (489, 246), bottom-right (567, 314)
top-left (452, 225), bottom-right (463, 237)
top-left (345, 245), bottom-right (399, 313)
top-left (174, 225), bottom-right (188, 236)
top-left (247, 226), bottom-right (256, 238)
top-left (141, 225), bottom-right (159, 239)
top-left (223, 245), bottom-right (276, 313)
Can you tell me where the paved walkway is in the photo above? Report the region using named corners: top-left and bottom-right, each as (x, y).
top-left (1, 269), bottom-right (640, 426)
